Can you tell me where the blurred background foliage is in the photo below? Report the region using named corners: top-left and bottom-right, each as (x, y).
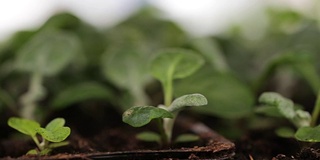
top-left (1, 5), bottom-right (320, 138)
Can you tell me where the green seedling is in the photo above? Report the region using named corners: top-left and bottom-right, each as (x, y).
top-left (122, 48), bottom-right (207, 146)
top-left (15, 30), bottom-right (80, 120)
top-left (8, 117), bottom-right (71, 155)
top-left (257, 92), bottom-right (320, 142)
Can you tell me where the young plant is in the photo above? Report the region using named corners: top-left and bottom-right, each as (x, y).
top-left (122, 48), bottom-right (208, 146)
top-left (7, 117), bottom-right (71, 155)
top-left (15, 30), bottom-right (80, 120)
top-left (257, 92), bottom-right (320, 142)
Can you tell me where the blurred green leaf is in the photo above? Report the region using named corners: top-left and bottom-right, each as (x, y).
top-left (150, 48), bottom-right (205, 83)
top-left (36, 118), bottom-right (70, 143)
top-left (136, 131), bottom-right (161, 144)
top-left (37, 127), bottom-right (70, 143)
top-left (15, 30), bottom-right (81, 76)
top-left (8, 117), bottom-right (40, 136)
top-left (45, 118), bottom-right (65, 131)
top-left (175, 66), bottom-right (254, 118)
top-left (51, 82), bottom-right (113, 109)
top-left (275, 127), bottom-right (295, 138)
top-left (295, 126), bottom-right (320, 142)
top-left (259, 92), bottom-right (311, 128)
top-left (101, 44), bottom-right (150, 106)
top-left (174, 134), bottom-right (199, 143)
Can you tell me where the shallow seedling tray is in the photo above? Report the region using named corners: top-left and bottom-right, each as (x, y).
top-left (86, 117), bottom-right (235, 160)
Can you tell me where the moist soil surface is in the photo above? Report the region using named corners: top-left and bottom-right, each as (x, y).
top-left (0, 103), bottom-right (319, 159)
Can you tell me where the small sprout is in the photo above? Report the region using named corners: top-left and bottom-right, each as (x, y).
top-left (122, 48), bottom-right (207, 146)
top-left (257, 91), bottom-right (320, 143)
top-left (8, 117), bottom-right (71, 155)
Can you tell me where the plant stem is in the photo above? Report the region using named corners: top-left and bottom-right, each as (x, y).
top-left (163, 117), bottom-right (176, 145)
top-left (131, 84), bottom-right (149, 106)
top-left (156, 119), bottom-right (167, 146)
top-left (39, 139), bottom-right (49, 151)
top-left (311, 90), bottom-right (320, 127)
top-left (31, 135), bottom-right (42, 150)
top-left (20, 72), bottom-right (45, 120)
top-left (163, 80), bottom-right (173, 107)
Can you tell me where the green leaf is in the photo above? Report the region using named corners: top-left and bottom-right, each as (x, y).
top-left (8, 117), bottom-right (40, 136)
top-left (175, 67), bottom-right (254, 118)
top-left (45, 118), bottom-right (65, 131)
top-left (136, 131), bottom-right (161, 144)
top-left (15, 30), bottom-right (80, 76)
top-left (258, 92), bottom-right (311, 128)
top-left (174, 134), bottom-right (199, 143)
top-left (168, 94), bottom-right (207, 113)
top-left (122, 106), bottom-right (173, 127)
top-left (295, 126), bottom-right (320, 142)
top-left (261, 52), bottom-right (320, 95)
top-left (37, 127), bottom-right (71, 143)
top-left (255, 105), bottom-right (283, 117)
top-left (51, 82), bottom-right (113, 109)
top-left (259, 92), bottom-right (295, 119)
top-left (101, 47), bottom-right (151, 89)
top-left (101, 47), bottom-right (151, 107)
top-left (275, 127), bottom-right (295, 138)
top-left (150, 48), bottom-right (204, 83)
top-left (292, 110), bottom-right (311, 128)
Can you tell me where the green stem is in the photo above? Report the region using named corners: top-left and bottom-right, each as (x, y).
top-left (156, 119), bottom-right (167, 146)
top-left (39, 139), bottom-right (49, 151)
top-left (131, 84), bottom-right (149, 106)
top-left (31, 135), bottom-right (42, 150)
top-left (311, 90), bottom-right (320, 127)
top-left (163, 117), bottom-right (176, 145)
top-left (20, 72), bottom-right (45, 120)
top-left (163, 80), bottom-right (173, 107)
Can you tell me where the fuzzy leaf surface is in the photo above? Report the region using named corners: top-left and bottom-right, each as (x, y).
top-left (122, 106), bottom-right (173, 127)
top-left (258, 92), bottom-right (311, 128)
top-left (259, 92), bottom-right (295, 119)
top-left (168, 94), bottom-right (207, 113)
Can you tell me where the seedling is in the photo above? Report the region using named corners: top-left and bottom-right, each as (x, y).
top-left (122, 48), bottom-right (208, 146)
top-left (15, 30), bottom-right (80, 120)
top-left (8, 117), bottom-right (71, 155)
top-left (257, 92), bottom-right (320, 142)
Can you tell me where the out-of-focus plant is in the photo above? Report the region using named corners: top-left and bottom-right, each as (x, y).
top-left (101, 8), bottom-right (189, 109)
top-left (175, 37), bottom-right (254, 119)
top-left (14, 30), bottom-right (81, 120)
top-left (257, 92), bottom-right (320, 142)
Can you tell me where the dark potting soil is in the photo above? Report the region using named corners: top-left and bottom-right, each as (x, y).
top-left (0, 103), bottom-right (319, 159)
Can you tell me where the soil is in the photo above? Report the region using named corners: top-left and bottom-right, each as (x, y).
top-left (1, 102), bottom-right (319, 159)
